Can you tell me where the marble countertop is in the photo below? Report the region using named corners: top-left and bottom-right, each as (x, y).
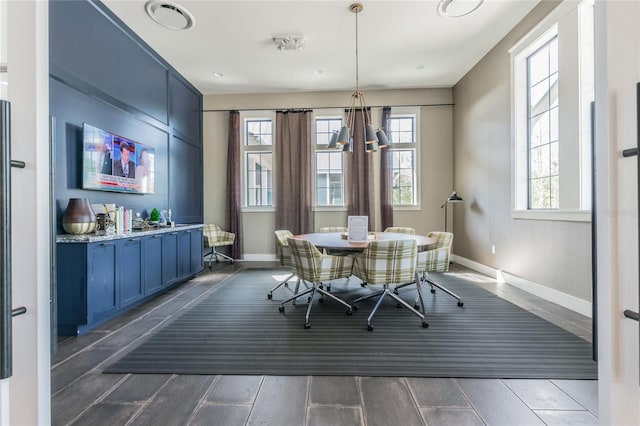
top-left (56, 223), bottom-right (204, 243)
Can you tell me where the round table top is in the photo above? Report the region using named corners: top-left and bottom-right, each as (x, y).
top-left (291, 232), bottom-right (436, 252)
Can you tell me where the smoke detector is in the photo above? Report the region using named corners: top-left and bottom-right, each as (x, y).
top-left (145, 1), bottom-right (195, 30)
top-left (273, 35), bottom-right (306, 51)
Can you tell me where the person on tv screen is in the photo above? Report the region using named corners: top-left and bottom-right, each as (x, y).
top-left (96, 137), bottom-right (112, 175)
top-left (113, 140), bottom-right (135, 178)
top-left (135, 148), bottom-right (150, 180)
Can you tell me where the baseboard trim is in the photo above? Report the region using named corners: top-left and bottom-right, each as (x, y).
top-left (242, 254), bottom-right (277, 262)
top-left (452, 254), bottom-right (592, 318)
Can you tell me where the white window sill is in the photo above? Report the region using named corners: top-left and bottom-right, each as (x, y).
top-left (511, 209), bottom-right (591, 222)
top-left (393, 205), bottom-right (421, 211)
top-left (241, 207), bottom-right (276, 213)
top-left (313, 206), bottom-right (348, 212)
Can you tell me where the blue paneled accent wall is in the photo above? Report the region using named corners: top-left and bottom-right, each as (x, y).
top-left (50, 0), bottom-right (203, 229)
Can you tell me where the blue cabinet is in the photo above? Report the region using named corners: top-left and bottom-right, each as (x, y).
top-left (144, 234), bottom-right (163, 295)
top-left (56, 226), bottom-right (204, 336)
top-left (119, 237), bottom-right (143, 308)
top-left (161, 231), bottom-right (179, 286)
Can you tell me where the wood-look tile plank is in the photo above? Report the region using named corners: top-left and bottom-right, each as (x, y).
top-left (205, 375), bottom-right (262, 404)
top-left (128, 375), bottom-right (215, 426)
top-left (360, 377), bottom-right (424, 426)
top-left (406, 378), bottom-right (470, 408)
top-left (190, 404), bottom-right (251, 426)
top-left (308, 405), bottom-right (363, 426)
top-left (534, 409), bottom-right (599, 426)
top-left (69, 402), bottom-right (141, 426)
top-left (420, 408), bottom-right (485, 426)
top-left (246, 376), bottom-right (309, 426)
top-left (503, 379), bottom-right (585, 410)
top-left (456, 379), bottom-right (545, 426)
top-left (550, 380), bottom-right (599, 416)
top-left (309, 376), bottom-right (360, 406)
top-left (51, 348), bottom-right (116, 394)
top-left (102, 374), bottom-right (172, 404)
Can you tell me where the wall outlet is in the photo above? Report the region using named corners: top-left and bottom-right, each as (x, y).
top-left (491, 245), bottom-right (496, 254)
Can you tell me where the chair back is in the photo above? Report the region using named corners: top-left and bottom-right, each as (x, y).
top-left (274, 230), bottom-right (294, 267)
top-left (417, 231), bottom-right (453, 273)
top-left (384, 226), bottom-right (416, 235)
top-left (355, 239), bottom-right (417, 285)
top-left (288, 238), bottom-right (352, 283)
top-left (203, 224), bottom-right (222, 246)
top-left (319, 226), bottom-right (348, 233)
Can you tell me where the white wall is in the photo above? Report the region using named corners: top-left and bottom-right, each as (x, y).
top-left (452, 0), bottom-right (593, 308)
top-left (203, 88), bottom-right (453, 258)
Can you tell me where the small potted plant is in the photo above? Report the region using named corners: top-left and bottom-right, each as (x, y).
top-left (149, 208), bottom-right (160, 224)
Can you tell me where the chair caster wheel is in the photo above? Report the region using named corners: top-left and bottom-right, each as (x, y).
top-left (422, 322), bottom-right (429, 328)
top-left (361, 283), bottom-right (367, 287)
top-left (430, 289), bottom-right (436, 294)
top-left (346, 309), bottom-right (353, 316)
top-left (319, 284), bottom-right (323, 289)
top-left (327, 286), bottom-right (331, 292)
top-left (284, 283), bottom-right (289, 288)
top-left (367, 325), bottom-right (374, 331)
top-left (413, 304), bottom-right (420, 310)
top-left (393, 290), bottom-right (399, 295)
top-left (457, 301), bottom-right (464, 307)
top-left (352, 305), bottom-right (360, 311)
top-left (304, 323), bottom-right (311, 329)
top-left (278, 306), bottom-right (285, 313)
top-left (267, 293), bottom-right (273, 300)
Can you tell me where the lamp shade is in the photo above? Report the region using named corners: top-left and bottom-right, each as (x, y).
top-left (337, 126), bottom-right (350, 145)
top-left (364, 124), bottom-right (378, 144)
top-left (376, 129), bottom-right (390, 148)
top-left (343, 139), bottom-right (353, 153)
top-left (447, 191), bottom-right (463, 203)
top-left (365, 142), bottom-right (377, 153)
top-left (327, 131), bottom-right (338, 149)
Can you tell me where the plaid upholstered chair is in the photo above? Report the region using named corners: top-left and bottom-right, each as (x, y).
top-left (268, 230), bottom-right (303, 300)
top-left (352, 239), bottom-right (428, 331)
top-left (319, 226), bottom-right (348, 233)
top-left (384, 226), bottom-right (416, 235)
top-left (396, 231), bottom-right (462, 309)
top-left (203, 224), bottom-right (235, 267)
top-left (279, 238), bottom-right (354, 329)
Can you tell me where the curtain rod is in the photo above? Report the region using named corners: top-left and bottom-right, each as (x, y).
top-left (202, 103), bottom-right (454, 113)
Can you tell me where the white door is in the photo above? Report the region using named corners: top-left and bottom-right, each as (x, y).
top-left (0, 1), bottom-right (51, 425)
top-left (595, 1), bottom-right (640, 424)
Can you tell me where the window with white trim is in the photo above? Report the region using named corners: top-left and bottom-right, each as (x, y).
top-left (511, 0), bottom-right (593, 220)
top-left (388, 114), bottom-right (418, 206)
top-left (243, 116), bottom-right (273, 207)
top-left (314, 116), bottom-right (344, 207)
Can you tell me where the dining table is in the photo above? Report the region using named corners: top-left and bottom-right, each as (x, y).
top-left (291, 231), bottom-right (436, 252)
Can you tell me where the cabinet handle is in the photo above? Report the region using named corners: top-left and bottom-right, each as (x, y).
top-left (151, 235), bottom-right (160, 238)
top-left (100, 242), bottom-right (114, 246)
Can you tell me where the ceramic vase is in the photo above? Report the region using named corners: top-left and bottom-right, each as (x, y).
top-left (62, 198), bottom-right (96, 234)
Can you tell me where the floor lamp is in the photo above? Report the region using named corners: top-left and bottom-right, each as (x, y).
top-left (441, 191), bottom-right (463, 232)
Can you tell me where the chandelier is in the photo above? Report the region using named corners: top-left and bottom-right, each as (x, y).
top-left (330, 3), bottom-right (390, 153)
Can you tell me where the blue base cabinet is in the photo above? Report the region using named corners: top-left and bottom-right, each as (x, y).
top-left (57, 226), bottom-right (204, 336)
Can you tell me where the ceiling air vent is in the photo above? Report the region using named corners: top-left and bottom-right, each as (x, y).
top-left (145, 1), bottom-right (195, 30)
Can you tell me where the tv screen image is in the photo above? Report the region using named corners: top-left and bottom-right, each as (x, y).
top-left (82, 123), bottom-right (155, 194)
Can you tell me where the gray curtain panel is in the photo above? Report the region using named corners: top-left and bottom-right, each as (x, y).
top-left (380, 106), bottom-right (394, 230)
top-left (225, 110), bottom-right (243, 259)
top-left (346, 108), bottom-right (375, 230)
top-left (275, 110), bottom-right (314, 235)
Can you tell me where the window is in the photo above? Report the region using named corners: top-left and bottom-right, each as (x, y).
top-left (527, 36), bottom-right (559, 209)
top-left (510, 0), bottom-right (593, 221)
top-left (243, 116), bottom-right (273, 207)
top-left (388, 114), bottom-right (418, 206)
top-left (314, 116), bottom-right (344, 207)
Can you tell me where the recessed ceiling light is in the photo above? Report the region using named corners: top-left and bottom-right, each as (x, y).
top-left (145, 1), bottom-right (195, 30)
top-left (314, 70), bottom-right (324, 75)
top-left (416, 65), bottom-right (425, 70)
top-left (213, 72), bottom-right (224, 78)
top-left (437, 0), bottom-right (484, 18)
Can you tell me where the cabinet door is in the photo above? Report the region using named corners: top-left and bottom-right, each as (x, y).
top-left (190, 228), bottom-right (204, 274)
top-left (120, 237), bottom-right (143, 307)
top-left (177, 230), bottom-right (191, 278)
top-left (162, 232), bottom-right (178, 285)
top-left (87, 242), bottom-right (118, 323)
top-left (144, 234), bottom-right (163, 295)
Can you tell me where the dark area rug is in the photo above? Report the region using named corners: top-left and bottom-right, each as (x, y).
top-left (104, 268), bottom-right (597, 379)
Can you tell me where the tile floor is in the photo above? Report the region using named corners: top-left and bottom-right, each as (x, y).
top-left (51, 262), bottom-right (598, 426)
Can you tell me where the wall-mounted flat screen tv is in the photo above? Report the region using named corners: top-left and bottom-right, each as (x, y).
top-left (82, 123), bottom-right (155, 194)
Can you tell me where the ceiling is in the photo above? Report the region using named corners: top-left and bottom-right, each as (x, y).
top-left (102, 0), bottom-right (540, 96)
